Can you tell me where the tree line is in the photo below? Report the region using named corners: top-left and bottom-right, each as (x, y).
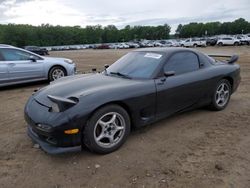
top-left (0, 24), bottom-right (170, 47)
top-left (176, 18), bottom-right (250, 38)
top-left (0, 18), bottom-right (249, 47)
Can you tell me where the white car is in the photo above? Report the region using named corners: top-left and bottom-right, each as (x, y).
top-left (118, 43), bottom-right (130, 49)
top-left (217, 37), bottom-right (240, 46)
top-left (0, 45), bottom-right (76, 87)
top-left (181, 38), bottom-right (206, 47)
top-left (153, 42), bottom-right (164, 47)
top-left (235, 35), bottom-right (250, 45)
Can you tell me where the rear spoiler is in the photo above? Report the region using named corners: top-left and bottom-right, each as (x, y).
top-left (208, 54), bottom-right (239, 64)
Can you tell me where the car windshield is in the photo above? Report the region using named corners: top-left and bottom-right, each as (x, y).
top-left (106, 51), bottom-right (164, 79)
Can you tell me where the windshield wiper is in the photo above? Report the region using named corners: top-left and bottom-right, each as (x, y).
top-left (109, 72), bottom-right (131, 79)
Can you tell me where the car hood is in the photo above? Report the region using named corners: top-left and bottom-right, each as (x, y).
top-left (42, 56), bottom-right (71, 62)
top-left (34, 73), bottom-right (137, 107)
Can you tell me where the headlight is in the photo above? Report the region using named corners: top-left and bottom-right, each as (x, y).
top-left (64, 59), bottom-right (73, 64)
top-left (48, 95), bottom-right (79, 112)
top-left (37, 124), bottom-right (52, 131)
top-left (50, 102), bottom-right (60, 112)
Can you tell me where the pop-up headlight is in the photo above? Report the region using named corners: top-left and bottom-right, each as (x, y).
top-left (47, 95), bottom-right (79, 112)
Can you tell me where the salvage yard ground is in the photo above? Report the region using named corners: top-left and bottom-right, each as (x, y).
top-left (0, 47), bottom-right (250, 188)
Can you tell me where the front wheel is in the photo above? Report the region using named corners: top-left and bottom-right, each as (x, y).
top-left (83, 105), bottom-right (131, 154)
top-left (48, 66), bottom-right (66, 81)
top-left (210, 79), bottom-right (231, 111)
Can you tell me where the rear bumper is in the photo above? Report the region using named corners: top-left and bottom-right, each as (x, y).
top-left (28, 126), bottom-right (81, 154)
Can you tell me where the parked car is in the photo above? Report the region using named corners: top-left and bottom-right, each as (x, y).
top-left (25, 48), bottom-right (240, 154)
top-left (153, 41), bottom-right (164, 47)
top-left (24, 46), bottom-right (49, 55)
top-left (217, 37), bottom-right (240, 46)
top-left (117, 43), bottom-right (130, 49)
top-left (95, 44), bottom-right (110, 49)
top-left (235, 35), bottom-right (250, 45)
top-left (127, 42), bottom-right (140, 48)
top-left (206, 37), bottom-right (218, 46)
top-left (0, 45), bottom-right (76, 87)
top-left (181, 38), bottom-right (206, 47)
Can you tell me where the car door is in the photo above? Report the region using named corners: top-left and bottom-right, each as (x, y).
top-left (155, 51), bottom-right (205, 119)
top-left (1, 48), bottom-right (45, 82)
top-left (0, 51), bottom-right (9, 85)
top-left (225, 38), bottom-right (232, 45)
top-left (185, 39), bottom-right (191, 47)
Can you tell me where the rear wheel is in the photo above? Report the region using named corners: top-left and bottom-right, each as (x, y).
top-left (193, 43), bottom-right (197, 48)
top-left (48, 66), bottom-right (66, 81)
top-left (234, 42), bottom-right (239, 46)
top-left (83, 105), bottom-right (131, 154)
top-left (210, 79), bottom-right (231, 111)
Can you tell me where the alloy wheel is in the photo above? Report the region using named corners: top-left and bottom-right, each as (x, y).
top-left (52, 69), bottom-right (65, 80)
top-left (94, 112), bottom-right (126, 148)
top-left (215, 83), bottom-right (230, 107)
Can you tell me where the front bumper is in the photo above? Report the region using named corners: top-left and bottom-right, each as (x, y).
top-left (67, 63), bottom-right (77, 76)
top-left (28, 126), bottom-right (81, 154)
top-left (24, 97), bottom-right (83, 154)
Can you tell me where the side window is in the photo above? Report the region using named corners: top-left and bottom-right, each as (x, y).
top-left (0, 50), bottom-right (4, 61)
top-left (1, 48), bottom-right (40, 61)
top-left (164, 52), bottom-right (200, 75)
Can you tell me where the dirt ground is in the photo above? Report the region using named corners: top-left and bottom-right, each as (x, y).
top-left (0, 47), bottom-right (250, 188)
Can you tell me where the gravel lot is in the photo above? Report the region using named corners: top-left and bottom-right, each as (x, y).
top-left (0, 47), bottom-right (250, 188)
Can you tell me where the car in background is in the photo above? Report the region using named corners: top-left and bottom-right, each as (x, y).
top-left (206, 37), bottom-right (218, 46)
top-left (0, 45), bottom-right (76, 87)
top-left (235, 35), bottom-right (250, 45)
top-left (153, 41), bottom-right (164, 47)
top-left (25, 48), bottom-right (240, 154)
top-left (217, 37), bottom-right (240, 46)
top-left (24, 46), bottom-right (49, 56)
top-left (161, 40), bottom-right (181, 47)
top-left (181, 38), bottom-right (206, 47)
top-left (94, 44), bottom-right (110, 49)
top-left (117, 43), bottom-right (130, 49)
top-left (127, 42), bottom-right (140, 48)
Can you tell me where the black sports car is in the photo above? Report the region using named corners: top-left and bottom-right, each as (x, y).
top-left (24, 48), bottom-right (241, 154)
top-left (24, 46), bottom-right (49, 56)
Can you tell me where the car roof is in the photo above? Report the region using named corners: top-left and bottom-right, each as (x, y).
top-left (134, 47), bottom-right (200, 56)
top-left (0, 44), bottom-right (15, 48)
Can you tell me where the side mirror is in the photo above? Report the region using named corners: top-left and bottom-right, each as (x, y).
top-left (164, 71), bottom-right (175, 77)
top-left (104, 64), bottom-right (109, 69)
top-left (29, 56), bottom-right (36, 62)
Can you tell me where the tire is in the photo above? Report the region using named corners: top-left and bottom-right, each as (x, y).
top-left (218, 42), bottom-right (223, 46)
top-left (181, 44), bottom-right (184, 47)
top-left (234, 42), bottom-right (239, 46)
top-left (83, 104), bottom-right (131, 154)
top-left (193, 44), bottom-right (197, 48)
top-left (48, 66), bottom-right (66, 81)
top-left (210, 79), bottom-right (231, 111)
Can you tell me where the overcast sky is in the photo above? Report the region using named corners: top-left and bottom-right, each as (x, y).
top-left (0, 0), bottom-right (249, 33)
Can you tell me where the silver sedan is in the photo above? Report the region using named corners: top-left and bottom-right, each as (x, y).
top-left (0, 45), bottom-right (76, 87)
